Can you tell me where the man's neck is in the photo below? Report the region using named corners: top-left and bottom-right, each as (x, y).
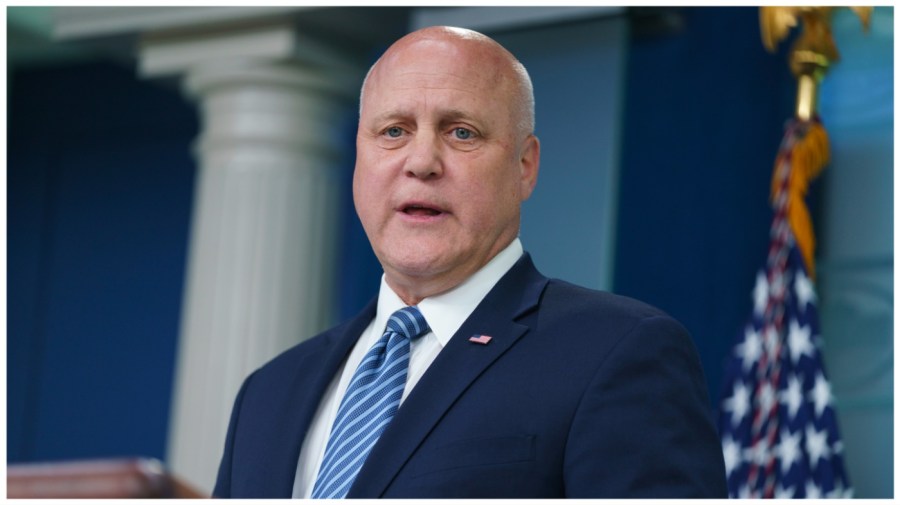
top-left (374, 238), bottom-right (524, 346)
top-left (383, 238), bottom-right (523, 305)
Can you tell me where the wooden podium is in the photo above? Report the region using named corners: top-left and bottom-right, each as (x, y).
top-left (7, 458), bottom-right (204, 498)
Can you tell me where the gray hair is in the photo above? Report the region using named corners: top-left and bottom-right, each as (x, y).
top-left (509, 58), bottom-right (536, 137)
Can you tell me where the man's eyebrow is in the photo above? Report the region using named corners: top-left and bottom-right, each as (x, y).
top-left (366, 108), bottom-right (483, 126)
top-left (439, 109), bottom-right (478, 123)
top-left (368, 111), bottom-right (411, 124)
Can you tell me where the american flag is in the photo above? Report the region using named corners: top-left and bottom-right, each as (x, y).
top-left (718, 120), bottom-right (852, 498)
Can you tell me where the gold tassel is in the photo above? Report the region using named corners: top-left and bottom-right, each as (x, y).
top-left (771, 122), bottom-right (829, 278)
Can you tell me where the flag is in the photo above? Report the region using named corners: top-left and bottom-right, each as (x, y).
top-left (718, 119), bottom-right (852, 498)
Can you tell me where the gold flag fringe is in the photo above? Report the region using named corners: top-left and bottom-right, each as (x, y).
top-left (771, 121), bottom-right (829, 278)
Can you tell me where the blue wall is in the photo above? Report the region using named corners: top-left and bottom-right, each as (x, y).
top-left (8, 61), bottom-right (197, 462)
top-left (494, 17), bottom-right (627, 291)
top-left (815, 8), bottom-right (894, 497)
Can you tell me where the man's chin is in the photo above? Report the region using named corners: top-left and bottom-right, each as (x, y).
top-left (387, 258), bottom-right (450, 282)
top-left (380, 254), bottom-right (467, 299)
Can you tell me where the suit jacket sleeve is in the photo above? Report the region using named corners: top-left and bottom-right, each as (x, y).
top-left (563, 314), bottom-right (727, 497)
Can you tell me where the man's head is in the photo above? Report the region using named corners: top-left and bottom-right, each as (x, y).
top-left (353, 26), bottom-right (540, 305)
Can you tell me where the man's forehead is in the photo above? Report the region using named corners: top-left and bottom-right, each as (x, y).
top-left (387, 70), bottom-right (495, 93)
top-left (380, 34), bottom-right (507, 79)
top-left (359, 29), bottom-right (520, 126)
top-left (369, 52), bottom-right (506, 101)
top-left (366, 106), bottom-right (487, 129)
top-left (363, 72), bottom-right (504, 120)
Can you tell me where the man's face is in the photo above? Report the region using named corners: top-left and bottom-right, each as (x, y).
top-left (353, 35), bottom-right (539, 303)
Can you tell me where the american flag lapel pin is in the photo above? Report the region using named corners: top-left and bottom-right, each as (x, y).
top-left (468, 334), bottom-right (493, 345)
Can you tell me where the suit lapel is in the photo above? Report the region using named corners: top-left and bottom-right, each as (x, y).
top-left (348, 254), bottom-right (548, 497)
top-left (271, 298), bottom-right (377, 497)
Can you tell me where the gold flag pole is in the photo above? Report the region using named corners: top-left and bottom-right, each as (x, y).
top-left (757, 6), bottom-right (872, 278)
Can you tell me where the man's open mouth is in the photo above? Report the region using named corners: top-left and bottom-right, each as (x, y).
top-left (402, 204), bottom-right (442, 216)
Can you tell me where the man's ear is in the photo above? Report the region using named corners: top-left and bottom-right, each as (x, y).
top-left (519, 134), bottom-right (540, 201)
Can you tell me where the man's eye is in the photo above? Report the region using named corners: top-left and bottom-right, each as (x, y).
top-left (385, 127), bottom-right (404, 138)
top-left (453, 128), bottom-right (473, 140)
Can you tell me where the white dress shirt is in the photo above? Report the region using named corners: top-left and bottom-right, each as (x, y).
top-left (292, 238), bottom-right (524, 498)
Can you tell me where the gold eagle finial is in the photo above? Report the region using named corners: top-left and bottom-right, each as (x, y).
top-left (759, 6), bottom-right (873, 120)
top-left (760, 7), bottom-right (872, 69)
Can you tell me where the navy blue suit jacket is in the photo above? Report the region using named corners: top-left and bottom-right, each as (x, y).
top-left (213, 254), bottom-right (727, 498)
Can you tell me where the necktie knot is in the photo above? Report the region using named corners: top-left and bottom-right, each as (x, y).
top-left (386, 306), bottom-right (430, 341)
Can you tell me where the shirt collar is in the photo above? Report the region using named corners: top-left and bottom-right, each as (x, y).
top-left (374, 238), bottom-right (524, 347)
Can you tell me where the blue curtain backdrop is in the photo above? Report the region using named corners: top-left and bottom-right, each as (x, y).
top-left (614, 7), bottom-right (796, 399)
top-left (8, 61), bottom-right (198, 462)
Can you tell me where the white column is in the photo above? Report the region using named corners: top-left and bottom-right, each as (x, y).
top-left (51, 8), bottom-right (371, 495)
top-left (165, 59), bottom-right (352, 493)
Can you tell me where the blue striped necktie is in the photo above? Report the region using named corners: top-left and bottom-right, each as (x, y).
top-left (311, 306), bottom-right (430, 499)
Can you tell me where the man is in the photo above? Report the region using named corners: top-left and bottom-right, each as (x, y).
top-left (213, 26), bottom-right (727, 498)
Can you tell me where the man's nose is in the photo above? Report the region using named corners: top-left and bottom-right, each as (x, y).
top-left (404, 131), bottom-right (443, 180)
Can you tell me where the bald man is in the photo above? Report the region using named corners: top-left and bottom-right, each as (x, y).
top-left (213, 26), bottom-right (727, 498)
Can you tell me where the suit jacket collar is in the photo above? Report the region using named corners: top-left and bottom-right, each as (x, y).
top-left (348, 252), bottom-right (548, 497)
